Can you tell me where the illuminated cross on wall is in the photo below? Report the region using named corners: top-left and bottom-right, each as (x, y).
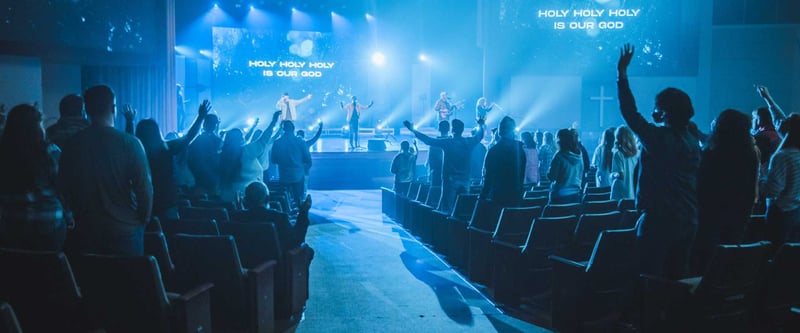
top-left (590, 85), bottom-right (614, 128)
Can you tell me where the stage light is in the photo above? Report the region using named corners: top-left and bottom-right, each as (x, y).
top-left (213, 3), bottom-right (219, 8)
top-left (308, 125), bottom-right (315, 131)
top-left (413, 125), bottom-right (419, 130)
top-left (199, 49), bottom-right (212, 58)
top-left (515, 127), bottom-right (521, 132)
top-left (343, 125), bottom-right (350, 130)
top-left (317, 118), bottom-right (322, 123)
top-left (419, 53), bottom-right (428, 62)
top-left (246, 118), bottom-right (255, 126)
top-left (292, 7), bottom-right (296, 12)
top-left (377, 124), bottom-right (383, 130)
top-left (249, 5), bottom-right (254, 10)
top-left (371, 52), bottom-right (385, 66)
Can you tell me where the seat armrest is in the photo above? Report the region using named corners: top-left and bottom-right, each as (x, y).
top-left (467, 226), bottom-right (493, 234)
top-left (548, 255), bottom-right (587, 270)
top-left (247, 260), bottom-right (277, 333)
top-left (491, 239), bottom-right (523, 251)
top-left (170, 283), bottom-right (213, 333)
top-left (640, 274), bottom-right (694, 293)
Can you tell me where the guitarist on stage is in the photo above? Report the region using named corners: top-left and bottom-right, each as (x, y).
top-left (434, 91), bottom-right (461, 122)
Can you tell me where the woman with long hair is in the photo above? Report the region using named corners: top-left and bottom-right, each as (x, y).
top-left (763, 113), bottom-right (800, 246)
top-left (218, 111), bottom-right (282, 202)
top-left (132, 100), bottom-right (210, 220)
top-left (521, 132), bottom-right (540, 184)
top-left (592, 127), bottom-right (616, 187)
top-left (0, 104), bottom-right (66, 250)
top-left (548, 129), bottom-right (584, 204)
top-left (610, 126), bottom-right (640, 200)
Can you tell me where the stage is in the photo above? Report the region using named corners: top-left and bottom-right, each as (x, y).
top-left (294, 129), bottom-right (436, 190)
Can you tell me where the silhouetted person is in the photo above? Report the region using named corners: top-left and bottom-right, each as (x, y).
top-left (548, 129), bottom-right (584, 204)
top-left (693, 109), bottom-right (759, 274)
top-left (59, 85), bottom-right (153, 256)
top-left (404, 118), bottom-right (485, 213)
top-left (521, 132), bottom-right (540, 184)
top-left (426, 121), bottom-right (450, 187)
top-left (341, 96), bottom-right (373, 149)
top-left (218, 111), bottom-right (281, 202)
top-left (299, 121), bottom-right (323, 195)
top-left (276, 92), bottom-right (312, 122)
top-left (538, 131), bottom-right (555, 182)
top-left (46, 94), bottom-right (89, 149)
top-left (127, 100), bottom-right (211, 219)
top-left (482, 116), bottom-right (526, 206)
top-left (390, 140), bottom-right (418, 195)
top-left (0, 104), bottom-right (66, 251)
top-left (470, 128), bottom-right (487, 183)
top-left (618, 43), bottom-right (701, 279)
top-left (609, 126), bottom-right (639, 200)
top-left (592, 127), bottom-right (616, 187)
top-left (763, 114), bottom-right (800, 246)
top-left (232, 181), bottom-right (313, 252)
top-left (188, 113), bottom-right (222, 196)
top-left (271, 121), bottom-right (312, 209)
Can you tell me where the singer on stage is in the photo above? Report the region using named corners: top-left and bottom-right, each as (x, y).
top-left (341, 96), bottom-right (374, 149)
top-left (276, 92), bottom-right (312, 121)
top-left (434, 91), bottom-right (458, 122)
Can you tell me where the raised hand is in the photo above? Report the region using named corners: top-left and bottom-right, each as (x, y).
top-left (122, 104), bottom-right (136, 121)
top-left (618, 43), bottom-right (634, 74)
top-left (300, 194), bottom-right (312, 213)
top-left (272, 110), bottom-right (282, 121)
top-left (756, 85), bottom-right (771, 100)
top-left (198, 99), bottom-right (212, 118)
top-left (403, 120), bottom-right (413, 130)
top-left (318, 121), bottom-right (324, 129)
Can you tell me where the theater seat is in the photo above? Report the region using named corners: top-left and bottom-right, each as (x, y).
top-left (179, 206), bottom-right (230, 223)
top-left (144, 232), bottom-right (176, 288)
top-left (0, 302), bottom-right (23, 333)
top-left (71, 254), bottom-right (213, 333)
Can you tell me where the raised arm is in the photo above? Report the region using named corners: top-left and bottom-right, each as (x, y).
top-left (306, 121), bottom-right (323, 147)
top-left (403, 120), bottom-right (440, 147)
top-left (757, 85), bottom-right (787, 126)
top-left (412, 139), bottom-right (419, 157)
top-left (617, 43), bottom-right (657, 144)
top-left (296, 94), bottom-right (313, 105)
top-left (244, 117), bottom-right (260, 142)
top-left (469, 118), bottom-right (486, 145)
top-left (170, 100), bottom-right (211, 152)
top-left (122, 105), bottom-right (136, 135)
top-left (256, 111), bottom-right (282, 146)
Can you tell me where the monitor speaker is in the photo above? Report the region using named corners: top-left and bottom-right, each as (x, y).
top-left (367, 139), bottom-right (386, 152)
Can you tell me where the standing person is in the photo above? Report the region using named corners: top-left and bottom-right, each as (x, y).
top-left (176, 84), bottom-right (188, 131)
top-left (521, 132), bottom-right (540, 185)
top-left (617, 43), bottom-right (701, 279)
top-left (548, 129), bottom-right (584, 204)
top-left (188, 113), bottom-right (222, 197)
top-left (404, 118), bottom-right (485, 213)
top-left (127, 100), bottom-right (212, 220)
top-left (469, 128), bottom-right (488, 183)
top-left (299, 121), bottom-right (323, 195)
top-left (538, 131), bottom-right (556, 183)
top-left (609, 126), bottom-right (639, 200)
top-left (0, 104), bottom-right (67, 251)
top-left (271, 121), bottom-right (312, 210)
top-left (434, 92), bottom-right (459, 122)
top-left (218, 111), bottom-right (282, 203)
top-left (475, 97), bottom-right (495, 120)
top-left (763, 114), bottom-right (800, 246)
top-left (59, 85), bottom-right (153, 256)
top-left (340, 96), bottom-right (373, 149)
top-left (390, 140), bottom-right (418, 195)
top-left (276, 92), bottom-right (312, 122)
top-left (693, 109), bottom-right (759, 273)
top-left (592, 127), bottom-right (616, 187)
top-left (46, 94), bottom-right (89, 149)
top-left (426, 121), bottom-right (450, 187)
top-left (482, 116), bottom-right (526, 206)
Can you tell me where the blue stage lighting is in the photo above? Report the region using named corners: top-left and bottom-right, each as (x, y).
top-left (371, 52), bottom-right (385, 66)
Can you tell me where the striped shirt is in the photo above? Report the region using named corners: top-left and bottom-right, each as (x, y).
top-left (764, 148), bottom-right (800, 212)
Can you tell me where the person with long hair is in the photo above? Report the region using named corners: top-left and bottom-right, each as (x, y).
top-left (610, 126), bottom-right (639, 200)
top-left (127, 100), bottom-right (211, 220)
top-left (592, 127), bottom-right (616, 187)
top-left (693, 109), bottom-right (759, 273)
top-left (0, 104), bottom-right (66, 250)
top-left (763, 113), bottom-right (800, 246)
top-left (617, 43), bottom-right (701, 279)
top-left (548, 129), bottom-right (584, 204)
top-left (219, 110), bottom-right (282, 203)
top-left (521, 132), bottom-right (540, 184)
top-left (538, 131), bottom-right (556, 182)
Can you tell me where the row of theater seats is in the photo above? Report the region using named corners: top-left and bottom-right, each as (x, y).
top-left (382, 182), bottom-right (800, 332)
top-left (0, 189), bottom-right (309, 333)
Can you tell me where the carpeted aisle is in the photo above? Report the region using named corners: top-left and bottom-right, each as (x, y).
top-left (294, 190), bottom-right (550, 333)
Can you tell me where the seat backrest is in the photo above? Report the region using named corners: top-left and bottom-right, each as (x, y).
top-left (584, 185), bottom-right (612, 194)
top-left (520, 196), bottom-right (548, 208)
top-left (173, 218), bottom-right (220, 236)
top-left (696, 241), bottom-right (772, 303)
top-left (762, 243), bottom-right (800, 311)
top-left (467, 199), bottom-right (503, 230)
top-left (522, 215), bottom-right (579, 268)
top-left (269, 193), bottom-right (291, 213)
top-left (583, 192), bottom-right (611, 202)
top-left (585, 228), bottom-right (638, 276)
top-left (571, 211), bottom-right (623, 260)
top-left (0, 302), bottom-right (22, 333)
top-left (193, 199), bottom-right (237, 213)
top-left (179, 206), bottom-right (230, 223)
top-left (525, 189), bottom-right (550, 198)
top-left (170, 234), bottom-right (248, 329)
top-left (408, 182), bottom-right (423, 199)
top-left (72, 254), bottom-right (171, 333)
top-left (219, 222), bottom-right (282, 269)
top-left (582, 200), bottom-right (619, 215)
top-left (144, 232), bottom-right (175, 281)
top-left (425, 186), bottom-right (442, 207)
top-left (618, 209), bottom-right (641, 229)
top-left (451, 194), bottom-right (479, 220)
top-left (0, 249), bottom-right (83, 333)
top-left (416, 184), bottom-right (431, 202)
top-left (617, 199), bottom-right (635, 211)
top-left (492, 206), bottom-right (542, 245)
top-left (541, 203), bottom-right (582, 218)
